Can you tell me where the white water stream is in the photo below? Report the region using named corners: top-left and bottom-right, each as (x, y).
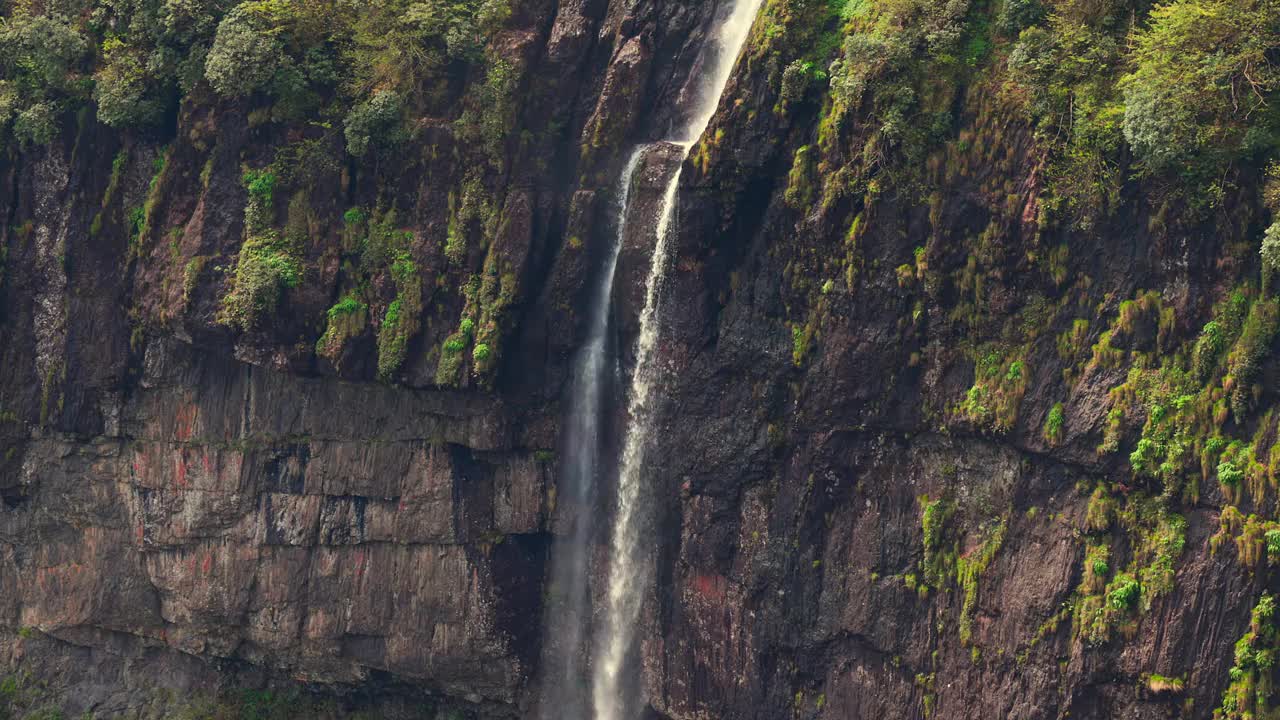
top-left (590, 0), bottom-right (764, 717)
top-left (539, 147), bottom-right (646, 720)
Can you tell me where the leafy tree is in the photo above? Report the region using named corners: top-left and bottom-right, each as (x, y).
top-left (204, 4), bottom-right (286, 97)
top-left (1262, 222), bottom-right (1280, 275)
top-left (343, 90), bottom-right (403, 157)
top-left (1120, 0), bottom-right (1280, 176)
top-left (12, 103), bottom-right (58, 146)
top-left (93, 37), bottom-right (163, 127)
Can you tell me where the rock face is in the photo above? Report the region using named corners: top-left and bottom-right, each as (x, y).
top-left (1, 0), bottom-right (1278, 717)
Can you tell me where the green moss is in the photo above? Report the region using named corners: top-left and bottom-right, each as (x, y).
top-left (182, 256), bottom-right (206, 303)
top-left (783, 145), bottom-right (815, 209)
top-left (434, 331), bottom-right (468, 386)
top-left (90, 150), bottom-right (127, 238)
top-left (218, 231), bottom-right (301, 330)
top-left (919, 496), bottom-right (955, 589)
top-left (316, 293), bottom-right (368, 360)
top-left (376, 250), bottom-right (424, 381)
top-left (956, 518), bottom-right (1006, 645)
top-left (133, 147), bottom-right (169, 253)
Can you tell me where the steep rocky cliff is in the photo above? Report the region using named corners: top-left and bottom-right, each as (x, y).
top-left (2, 0), bottom-right (1280, 717)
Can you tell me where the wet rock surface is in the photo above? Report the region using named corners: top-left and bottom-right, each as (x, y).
top-left (0, 0), bottom-right (1274, 717)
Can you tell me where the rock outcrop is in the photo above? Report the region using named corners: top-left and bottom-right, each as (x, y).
top-left (2, 0), bottom-right (1279, 717)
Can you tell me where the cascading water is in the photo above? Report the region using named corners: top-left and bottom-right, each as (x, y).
top-left (591, 0), bottom-right (765, 718)
top-left (539, 147), bottom-right (647, 720)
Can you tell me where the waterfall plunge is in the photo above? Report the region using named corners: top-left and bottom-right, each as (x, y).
top-left (591, 0), bottom-right (765, 718)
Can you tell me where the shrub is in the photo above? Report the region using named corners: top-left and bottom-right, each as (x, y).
top-left (243, 169), bottom-right (277, 204)
top-left (1108, 574), bottom-right (1140, 610)
top-left (205, 7), bottom-right (285, 97)
top-left (1262, 222), bottom-right (1280, 276)
top-left (779, 60), bottom-right (814, 106)
top-left (344, 90), bottom-right (404, 157)
top-left (11, 103), bottom-right (57, 147)
top-left (343, 207), bottom-right (367, 225)
top-left (0, 11), bottom-right (88, 90)
top-left (94, 39), bottom-right (163, 128)
top-left (328, 295), bottom-right (364, 318)
top-left (1266, 529), bottom-right (1280, 560)
top-left (1120, 0), bottom-right (1280, 176)
top-left (995, 0), bottom-right (1044, 36)
top-left (472, 342), bottom-right (491, 361)
top-left (1192, 320), bottom-right (1227, 379)
top-left (1218, 460), bottom-right (1245, 487)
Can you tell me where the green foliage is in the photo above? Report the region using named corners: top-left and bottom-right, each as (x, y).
top-left (1107, 573), bottom-right (1140, 610)
top-left (957, 346), bottom-right (1028, 432)
top-left (0, 10), bottom-right (88, 143)
top-left (243, 169), bottom-right (277, 204)
top-left (1085, 484), bottom-right (1113, 532)
top-left (343, 207), bottom-right (367, 226)
top-left (995, 0), bottom-right (1044, 36)
top-left (1086, 545), bottom-right (1110, 585)
top-left (344, 90), bottom-right (404, 157)
top-left (435, 330), bottom-right (468, 385)
top-left (328, 295), bottom-right (363, 318)
top-left (204, 4), bottom-right (287, 98)
top-left (956, 518), bottom-right (1006, 644)
top-left (2, 0), bottom-right (515, 145)
top-left (346, 0), bottom-right (511, 98)
top-left (1262, 222), bottom-right (1280, 279)
top-left (919, 496), bottom-right (956, 588)
top-left (1120, 0), bottom-right (1280, 177)
top-left (472, 342), bottom-right (491, 361)
top-left (444, 175), bottom-right (492, 265)
top-left (11, 103), bottom-right (58, 147)
top-left (779, 60), bottom-right (824, 107)
top-left (1266, 528), bottom-right (1280, 559)
top-left (0, 670), bottom-right (65, 720)
top-left (1193, 320), bottom-right (1228, 380)
top-left (1225, 298), bottom-right (1280, 421)
top-left (1219, 593), bottom-right (1279, 718)
top-left (455, 55), bottom-right (519, 167)
top-left (317, 291), bottom-right (370, 359)
top-left (1075, 496), bottom-right (1187, 645)
top-left (376, 248), bottom-right (422, 380)
top-left (1043, 402), bottom-right (1065, 444)
top-left (219, 231), bottom-right (301, 330)
top-left (443, 335), bottom-right (466, 353)
top-left (94, 37), bottom-right (163, 128)
top-left (1219, 460), bottom-right (1245, 487)
top-left (784, 145), bottom-right (815, 208)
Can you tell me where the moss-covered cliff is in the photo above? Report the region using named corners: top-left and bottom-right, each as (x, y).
top-left (2, 0), bottom-right (1280, 717)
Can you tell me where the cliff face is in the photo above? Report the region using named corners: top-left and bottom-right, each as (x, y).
top-left (2, 0), bottom-right (1279, 717)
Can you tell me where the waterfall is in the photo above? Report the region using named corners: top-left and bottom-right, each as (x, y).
top-left (539, 147), bottom-right (646, 720)
top-left (591, 0), bottom-right (765, 718)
